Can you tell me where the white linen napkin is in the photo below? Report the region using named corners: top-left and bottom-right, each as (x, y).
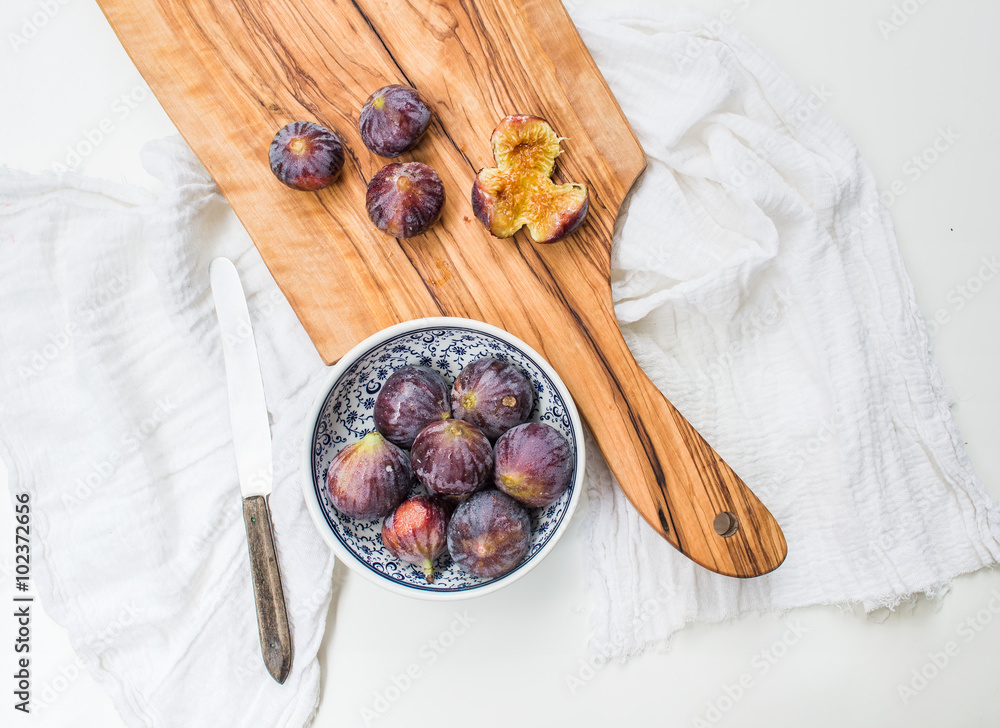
top-left (566, 0), bottom-right (1000, 659)
top-left (0, 138), bottom-right (335, 726)
top-left (2, 3), bottom-right (999, 726)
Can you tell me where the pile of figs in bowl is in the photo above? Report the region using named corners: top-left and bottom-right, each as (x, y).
top-left (302, 317), bottom-right (584, 599)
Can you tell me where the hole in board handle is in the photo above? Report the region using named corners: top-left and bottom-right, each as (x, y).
top-left (714, 512), bottom-right (739, 538)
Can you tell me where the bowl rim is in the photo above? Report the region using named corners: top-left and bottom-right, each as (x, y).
top-left (300, 316), bottom-right (585, 600)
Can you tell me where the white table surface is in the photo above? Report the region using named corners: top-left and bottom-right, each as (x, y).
top-left (2, 0), bottom-right (999, 726)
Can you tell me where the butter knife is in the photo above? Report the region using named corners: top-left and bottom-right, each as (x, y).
top-left (210, 257), bottom-right (292, 684)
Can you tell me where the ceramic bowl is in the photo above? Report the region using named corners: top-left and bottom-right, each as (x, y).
top-left (302, 317), bottom-right (584, 600)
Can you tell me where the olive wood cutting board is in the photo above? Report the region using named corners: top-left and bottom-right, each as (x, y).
top-left (95, 0), bottom-right (787, 577)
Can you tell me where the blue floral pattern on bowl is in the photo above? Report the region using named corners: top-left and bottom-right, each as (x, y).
top-left (308, 325), bottom-right (578, 593)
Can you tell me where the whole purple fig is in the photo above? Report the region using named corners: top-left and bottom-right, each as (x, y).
top-left (374, 365), bottom-right (451, 449)
top-left (268, 121), bottom-right (344, 191)
top-left (366, 161), bottom-right (444, 238)
top-left (493, 422), bottom-right (573, 508)
top-left (447, 489), bottom-right (531, 578)
top-left (410, 419), bottom-right (492, 496)
top-left (359, 84), bottom-right (432, 157)
top-left (381, 495), bottom-right (449, 582)
top-left (325, 432), bottom-right (412, 519)
top-left (451, 357), bottom-right (535, 440)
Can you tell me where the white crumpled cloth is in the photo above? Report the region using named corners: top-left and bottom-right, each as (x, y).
top-left (569, 0), bottom-right (1000, 658)
top-left (0, 140), bottom-right (334, 726)
top-left (1, 2), bottom-right (999, 726)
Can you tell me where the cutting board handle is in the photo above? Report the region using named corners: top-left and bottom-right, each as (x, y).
top-left (551, 294), bottom-right (787, 578)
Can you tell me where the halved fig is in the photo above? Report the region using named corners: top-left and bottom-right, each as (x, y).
top-left (471, 115), bottom-right (589, 244)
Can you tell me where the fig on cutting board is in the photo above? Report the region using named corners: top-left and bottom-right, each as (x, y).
top-left (366, 161), bottom-right (445, 238)
top-left (325, 432), bottom-right (412, 520)
top-left (268, 121), bottom-right (345, 191)
top-left (359, 84), bottom-right (432, 158)
top-left (447, 489), bottom-right (531, 578)
top-left (374, 365), bottom-right (451, 449)
top-left (410, 419), bottom-right (492, 497)
top-left (493, 422), bottom-right (573, 508)
top-left (451, 357), bottom-right (534, 441)
top-left (471, 115), bottom-right (588, 244)
top-left (381, 494), bottom-right (450, 582)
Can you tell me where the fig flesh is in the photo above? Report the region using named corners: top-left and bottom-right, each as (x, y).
top-left (451, 357), bottom-right (534, 441)
top-left (381, 495), bottom-right (450, 582)
top-left (471, 115), bottom-right (588, 244)
top-left (366, 161), bottom-right (445, 238)
top-left (493, 422), bottom-right (573, 508)
top-left (359, 84), bottom-right (432, 157)
top-left (269, 121), bottom-right (345, 191)
top-left (325, 432), bottom-right (412, 519)
top-left (447, 489), bottom-right (531, 578)
top-left (410, 419), bottom-right (492, 497)
top-left (374, 365), bottom-right (451, 449)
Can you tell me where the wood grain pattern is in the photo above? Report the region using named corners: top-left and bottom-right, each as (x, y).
top-left (242, 495), bottom-right (292, 683)
top-left (96, 0), bottom-right (786, 577)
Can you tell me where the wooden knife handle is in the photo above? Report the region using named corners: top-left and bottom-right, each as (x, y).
top-left (242, 495), bottom-right (292, 683)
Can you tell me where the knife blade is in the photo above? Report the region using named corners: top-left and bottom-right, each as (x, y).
top-left (210, 257), bottom-right (292, 684)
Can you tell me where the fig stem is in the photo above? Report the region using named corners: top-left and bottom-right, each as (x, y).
top-left (423, 560), bottom-right (435, 583)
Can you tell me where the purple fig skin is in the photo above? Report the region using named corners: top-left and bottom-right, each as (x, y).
top-left (493, 422), bottom-right (573, 508)
top-left (325, 432), bottom-right (412, 520)
top-left (410, 419), bottom-right (492, 496)
top-left (359, 84), bottom-right (432, 157)
top-left (373, 365), bottom-right (451, 449)
top-left (366, 162), bottom-right (445, 238)
top-left (451, 357), bottom-right (535, 440)
top-left (269, 121), bottom-right (345, 191)
top-left (447, 489), bottom-right (531, 578)
top-left (381, 495), bottom-right (449, 582)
